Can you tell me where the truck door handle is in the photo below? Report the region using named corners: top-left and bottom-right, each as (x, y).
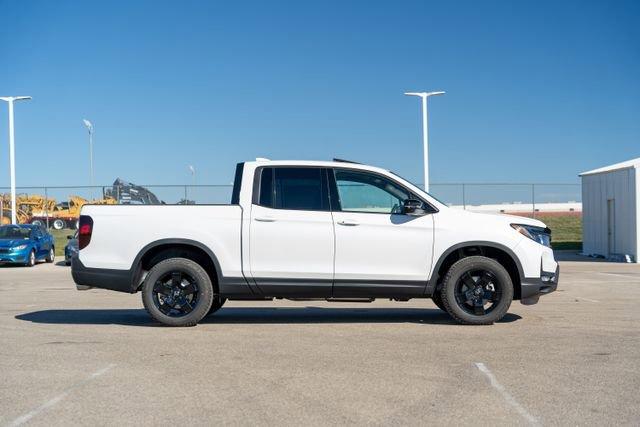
top-left (254, 217), bottom-right (276, 222)
top-left (337, 220), bottom-right (359, 226)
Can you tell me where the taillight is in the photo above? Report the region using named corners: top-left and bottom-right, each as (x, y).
top-left (78, 215), bottom-right (93, 250)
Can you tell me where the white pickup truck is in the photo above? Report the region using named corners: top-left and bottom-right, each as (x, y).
top-left (72, 159), bottom-right (559, 326)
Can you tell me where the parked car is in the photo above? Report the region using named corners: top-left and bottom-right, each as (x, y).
top-left (72, 159), bottom-right (559, 326)
top-left (65, 231), bottom-right (79, 266)
top-left (0, 224), bottom-right (55, 267)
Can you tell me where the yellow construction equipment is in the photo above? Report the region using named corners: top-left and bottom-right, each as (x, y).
top-left (1, 194), bottom-right (51, 226)
top-left (1, 193), bottom-right (116, 229)
top-left (31, 195), bottom-right (117, 230)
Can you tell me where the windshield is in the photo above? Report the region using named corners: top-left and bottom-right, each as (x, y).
top-left (389, 171), bottom-right (449, 206)
top-left (0, 226), bottom-right (31, 239)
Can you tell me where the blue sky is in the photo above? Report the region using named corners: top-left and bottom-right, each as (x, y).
top-left (0, 0), bottom-right (638, 190)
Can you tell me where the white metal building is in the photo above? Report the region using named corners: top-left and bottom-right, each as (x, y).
top-left (580, 158), bottom-right (640, 262)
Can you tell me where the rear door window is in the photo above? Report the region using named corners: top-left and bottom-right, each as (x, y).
top-left (256, 167), bottom-right (328, 211)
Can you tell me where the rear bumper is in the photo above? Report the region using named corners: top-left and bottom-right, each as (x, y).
top-left (71, 257), bottom-right (134, 293)
top-left (520, 265), bottom-right (559, 305)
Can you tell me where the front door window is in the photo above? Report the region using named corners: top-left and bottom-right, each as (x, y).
top-left (334, 169), bottom-right (411, 214)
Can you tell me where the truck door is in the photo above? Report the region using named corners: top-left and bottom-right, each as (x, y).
top-left (249, 167), bottom-right (334, 297)
top-left (329, 168), bottom-right (434, 298)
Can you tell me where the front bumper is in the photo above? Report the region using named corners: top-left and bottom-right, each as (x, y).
top-left (520, 265), bottom-right (560, 305)
top-left (0, 249), bottom-right (30, 264)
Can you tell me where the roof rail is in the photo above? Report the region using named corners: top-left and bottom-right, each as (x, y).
top-left (332, 158), bottom-right (361, 164)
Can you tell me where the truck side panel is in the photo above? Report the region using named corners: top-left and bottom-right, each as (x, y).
top-left (79, 205), bottom-right (244, 280)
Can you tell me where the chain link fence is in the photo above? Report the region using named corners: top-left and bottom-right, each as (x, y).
top-left (430, 183), bottom-right (582, 211)
top-left (1, 183), bottom-right (581, 229)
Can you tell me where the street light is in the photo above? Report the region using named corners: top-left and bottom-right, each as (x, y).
top-left (0, 96), bottom-right (32, 224)
top-left (188, 165), bottom-right (196, 203)
top-left (83, 119), bottom-right (94, 199)
top-left (404, 91), bottom-right (445, 192)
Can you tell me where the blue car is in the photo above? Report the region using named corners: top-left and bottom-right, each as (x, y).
top-left (65, 231), bottom-right (79, 266)
top-left (0, 224), bottom-right (56, 267)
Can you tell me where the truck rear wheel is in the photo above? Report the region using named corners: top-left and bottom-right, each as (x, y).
top-left (52, 219), bottom-right (65, 230)
top-left (440, 256), bottom-right (513, 325)
top-left (141, 258), bottom-right (214, 327)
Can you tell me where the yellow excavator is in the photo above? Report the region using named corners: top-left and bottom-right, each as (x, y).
top-left (2, 179), bottom-right (159, 228)
top-left (1, 194), bottom-right (116, 229)
top-left (0, 194), bottom-right (54, 226)
top-left (0, 205), bottom-right (29, 225)
top-left (30, 195), bottom-right (117, 230)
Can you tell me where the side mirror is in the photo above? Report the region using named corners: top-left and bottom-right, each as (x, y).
top-left (67, 235), bottom-right (72, 240)
top-left (402, 199), bottom-right (426, 216)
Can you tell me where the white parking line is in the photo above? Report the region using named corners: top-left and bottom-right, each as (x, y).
top-left (8, 364), bottom-right (116, 427)
top-left (575, 297), bottom-right (600, 303)
top-left (475, 362), bottom-right (540, 426)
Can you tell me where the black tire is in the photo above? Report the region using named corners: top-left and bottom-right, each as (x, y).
top-left (46, 247), bottom-right (55, 263)
top-left (431, 291), bottom-right (446, 312)
top-left (440, 256), bottom-right (513, 325)
top-left (206, 297), bottom-right (226, 316)
top-left (24, 250), bottom-right (36, 267)
top-left (141, 258), bottom-right (214, 327)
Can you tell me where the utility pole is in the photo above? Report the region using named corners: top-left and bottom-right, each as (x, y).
top-left (0, 96), bottom-right (32, 224)
top-left (404, 91), bottom-right (445, 192)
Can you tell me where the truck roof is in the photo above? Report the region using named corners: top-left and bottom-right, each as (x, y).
top-left (247, 158), bottom-right (391, 174)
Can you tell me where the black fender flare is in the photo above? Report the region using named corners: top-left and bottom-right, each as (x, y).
top-left (130, 238), bottom-right (223, 290)
top-left (426, 241), bottom-right (524, 296)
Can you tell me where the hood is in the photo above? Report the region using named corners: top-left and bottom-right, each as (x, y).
top-left (445, 208), bottom-right (547, 228)
top-left (471, 211), bottom-right (546, 228)
top-left (0, 238), bottom-right (28, 248)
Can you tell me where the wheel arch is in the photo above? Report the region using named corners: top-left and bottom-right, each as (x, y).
top-left (130, 239), bottom-right (222, 292)
top-left (427, 241), bottom-right (524, 300)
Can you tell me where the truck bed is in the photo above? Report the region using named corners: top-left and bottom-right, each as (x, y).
top-left (79, 204), bottom-right (243, 278)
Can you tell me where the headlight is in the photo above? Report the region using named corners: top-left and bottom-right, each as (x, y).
top-left (12, 244), bottom-right (28, 251)
top-left (511, 224), bottom-right (551, 247)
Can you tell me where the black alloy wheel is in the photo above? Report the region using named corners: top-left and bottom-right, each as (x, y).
top-left (440, 256), bottom-right (513, 325)
top-left (141, 257), bottom-right (214, 327)
top-left (152, 271), bottom-right (200, 317)
top-left (454, 270), bottom-right (502, 316)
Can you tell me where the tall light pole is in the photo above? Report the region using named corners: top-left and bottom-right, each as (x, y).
top-left (83, 119), bottom-right (94, 199)
top-left (188, 165), bottom-right (196, 203)
top-left (404, 91), bottom-right (445, 192)
top-left (188, 165), bottom-right (196, 185)
top-left (0, 96), bottom-right (32, 224)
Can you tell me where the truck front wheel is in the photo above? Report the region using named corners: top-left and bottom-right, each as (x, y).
top-left (440, 256), bottom-right (513, 325)
top-left (141, 258), bottom-right (214, 327)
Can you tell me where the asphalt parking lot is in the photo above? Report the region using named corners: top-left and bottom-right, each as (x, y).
top-left (1, 257), bottom-right (639, 426)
